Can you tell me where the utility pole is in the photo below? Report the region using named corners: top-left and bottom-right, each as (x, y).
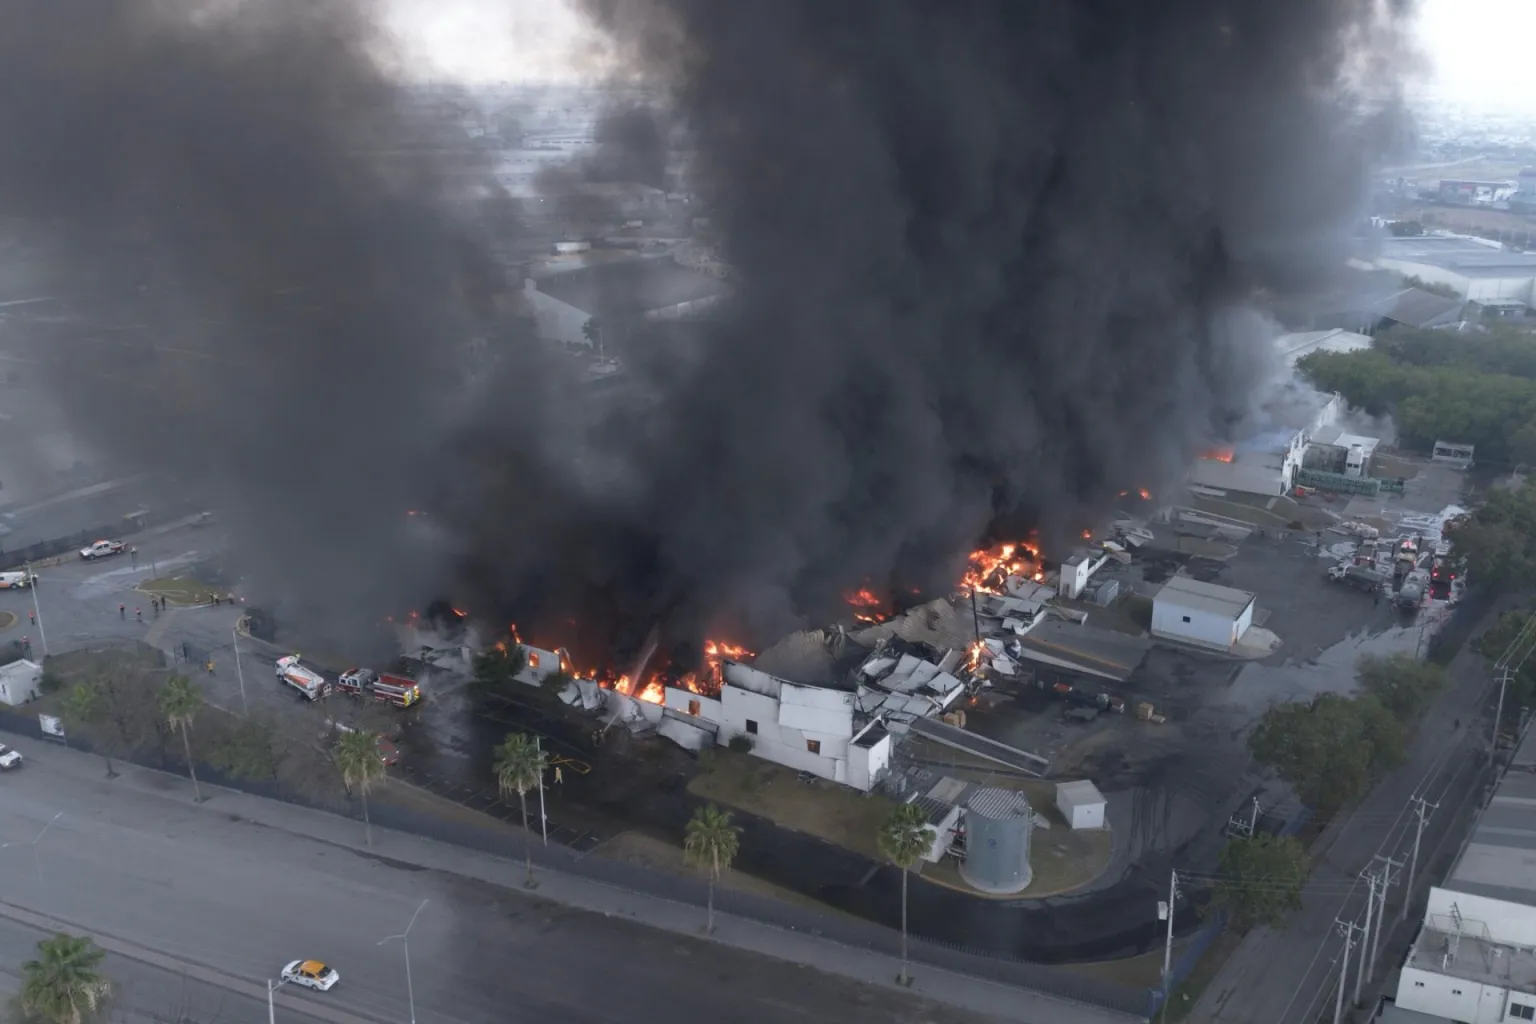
top-left (1402, 797), bottom-right (1438, 923)
top-left (1494, 666), bottom-right (1513, 755)
top-left (535, 736), bottom-right (548, 846)
top-left (1159, 869), bottom-right (1180, 1019)
top-left (969, 587), bottom-right (982, 646)
top-left (26, 566), bottom-right (47, 657)
top-left (1371, 855), bottom-right (1401, 969)
top-left (1356, 868), bottom-right (1378, 1006)
top-left (1334, 919), bottom-right (1358, 1024)
top-left (232, 625), bottom-right (248, 717)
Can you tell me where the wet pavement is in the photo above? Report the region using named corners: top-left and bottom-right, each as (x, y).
top-left (14, 515), bottom-right (1470, 971)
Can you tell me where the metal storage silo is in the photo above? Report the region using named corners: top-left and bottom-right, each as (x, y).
top-left (960, 787), bottom-right (1034, 895)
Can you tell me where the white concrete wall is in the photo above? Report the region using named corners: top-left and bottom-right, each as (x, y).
top-left (922, 805), bottom-right (962, 863)
top-left (718, 684), bottom-right (846, 783)
top-left (1151, 598), bottom-right (1241, 651)
top-left (1425, 887), bottom-right (1536, 947)
top-left (641, 294), bottom-right (727, 321)
top-left (1057, 795), bottom-right (1106, 830)
top-left (0, 660), bottom-right (40, 706)
top-left (847, 733), bottom-right (892, 792)
top-left (1378, 258), bottom-right (1534, 303)
top-left (664, 686), bottom-right (723, 726)
top-left (524, 285), bottom-right (593, 347)
top-left (1396, 965), bottom-right (1516, 1024)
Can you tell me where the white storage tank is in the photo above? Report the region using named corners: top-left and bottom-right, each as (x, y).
top-left (961, 787), bottom-right (1034, 895)
top-left (1055, 780), bottom-right (1107, 830)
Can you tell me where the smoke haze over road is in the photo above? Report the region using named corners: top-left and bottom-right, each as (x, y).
top-left (0, 0), bottom-right (1414, 657)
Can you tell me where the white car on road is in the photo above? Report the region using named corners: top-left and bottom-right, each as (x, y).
top-left (79, 540), bottom-right (125, 561)
top-left (0, 744), bottom-right (23, 770)
top-left (281, 959), bottom-right (339, 991)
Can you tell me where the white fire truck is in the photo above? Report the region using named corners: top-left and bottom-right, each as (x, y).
top-left (335, 668), bottom-right (422, 709)
top-left (275, 655), bottom-right (332, 701)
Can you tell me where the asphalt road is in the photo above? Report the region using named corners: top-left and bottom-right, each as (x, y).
top-left (0, 912), bottom-right (323, 1024)
top-left (0, 745), bottom-right (990, 1024)
top-left (1191, 601), bottom-right (1501, 1023)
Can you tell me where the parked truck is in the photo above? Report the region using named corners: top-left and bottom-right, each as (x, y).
top-left (1328, 563), bottom-right (1388, 593)
top-left (275, 655), bottom-right (332, 701)
top-left (335, 668), bottom-right (422, 708)
top-left (1397, 570), bottom-right (1430, 611)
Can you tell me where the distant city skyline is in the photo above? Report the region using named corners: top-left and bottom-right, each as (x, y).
top-left (383, 0), bottom-right (1536, 119)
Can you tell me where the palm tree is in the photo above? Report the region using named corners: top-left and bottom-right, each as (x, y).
top-left (878, 802), bottom-right (936, 987)
top-left (19, 932), bottom-right (111, 1024)
top-left (684, 804), bottom-right (741, 934)
top-left (58, 682), bottom-right (115, 778)
top-left (493, 733), bottom-right (547, 888)
top-left (334, 730), bottom-right (386, 849)
top-left (159, 675), bottom-right (204, 803)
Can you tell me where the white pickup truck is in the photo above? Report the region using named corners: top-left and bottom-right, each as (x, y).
top-left (79, 540), bottom-right (126, 561)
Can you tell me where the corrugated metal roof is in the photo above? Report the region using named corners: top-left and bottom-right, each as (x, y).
top-left (1446, 744), bottom-right (1536, 909)
top-left (967, 786), bottom-right (1034, 820)
top-left (1155, 575), bottom-right (1255, 619)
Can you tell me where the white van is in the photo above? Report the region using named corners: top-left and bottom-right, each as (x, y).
top-left (0, 571), bottom-right (36, 590)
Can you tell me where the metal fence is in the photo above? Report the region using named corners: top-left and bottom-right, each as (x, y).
top-left (0, 500), bottom-right (203, 570)
top-left (0, 706), bottom-right (1155, 1020)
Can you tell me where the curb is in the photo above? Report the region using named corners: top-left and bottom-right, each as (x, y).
top-left (107, 761), bottom-right (1134, 1024)
top-left (0, 898), bottom-right (390, 1024)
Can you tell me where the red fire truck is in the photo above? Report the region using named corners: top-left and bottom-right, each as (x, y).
top-left (335, 668), bottom-right (422, 708)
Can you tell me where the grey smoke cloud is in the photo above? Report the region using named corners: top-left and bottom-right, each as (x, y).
top-left (0, 0), bottom-right (1414, 657)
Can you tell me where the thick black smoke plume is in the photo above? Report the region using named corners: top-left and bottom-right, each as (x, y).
top-left (0, 0), bottom-right (1412, 660)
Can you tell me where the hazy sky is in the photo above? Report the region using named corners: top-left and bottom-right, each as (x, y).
top-left (384, 0), bottom-right (1536, 114)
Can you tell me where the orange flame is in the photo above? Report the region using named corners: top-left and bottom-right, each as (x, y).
top-left (1138, 488), bottom-right (1152, 500)
top-left (845, 587), bottom-right (892, 624)
top-left (962, 536), bottom-right (1042, 595)
top-left (636, 678), bottom-right (665, 704)
top-left (452, 607), bottom-right (468, 618)
top-left (1200, 449), bottom-right (1234, 464)
top-left (966, 639), bottom-right (986, 673)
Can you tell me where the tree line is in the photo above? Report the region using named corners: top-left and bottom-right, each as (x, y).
top-left (1296, 325), bottom-right (1536, 465)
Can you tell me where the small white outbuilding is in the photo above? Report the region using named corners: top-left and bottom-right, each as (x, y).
top-left (1151, 575), bottom-right (1256, 652)
top-left (0, 659), bottom-right (42, 706)
top-left (1055, 779), bottom-right (1107, 831)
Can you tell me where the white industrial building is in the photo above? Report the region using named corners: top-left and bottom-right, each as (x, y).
top-left (1188, 394), bottom-right (1342, 497)
top-left (663, 662), bottom-right (896, 791)
top-left (1275, 328), bottom-right (1374, 367)
top-left (1151, 575), bottom-right (1256, 652)
top-left (1389, 727), bottom-right (1536, 1023)
top-left (1375, 235), bottom-right (1536, 305)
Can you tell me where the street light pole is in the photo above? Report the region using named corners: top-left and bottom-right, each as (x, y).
top-left (1, 812), bottom-right (62, 925)
top-left (267, 976), bottom-right (290, 1024)
top-left (378, 898), bottom-right (429, 1024)
top-left (232, 626), bottom-right (248, 716)
top-left (26, 566), bottom-right (47, 656)
top-left (536, 736), bottom-right (548, 846)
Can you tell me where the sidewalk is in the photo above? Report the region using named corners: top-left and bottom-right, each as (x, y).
top-left (14, 735), bottom-right (1143, 1024)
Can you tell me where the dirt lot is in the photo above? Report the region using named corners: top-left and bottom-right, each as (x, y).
top-left (687, 750), bottom-right (896, 861)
